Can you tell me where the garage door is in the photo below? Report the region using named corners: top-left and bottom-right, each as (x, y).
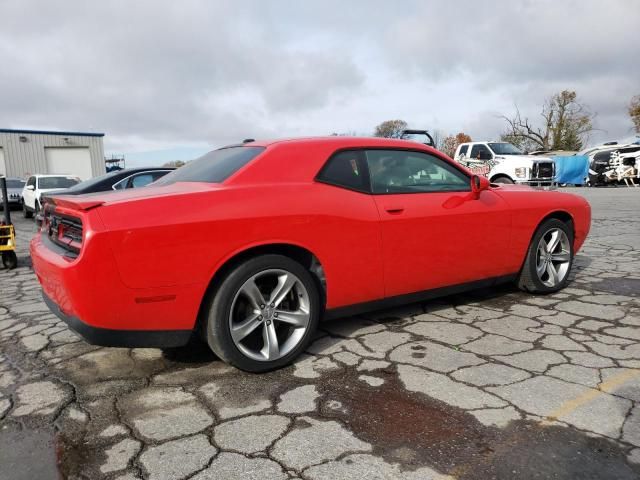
top-left (45, 147), bottom-right (93, 180)
top-left (0, 148), bottom-right (5, 177)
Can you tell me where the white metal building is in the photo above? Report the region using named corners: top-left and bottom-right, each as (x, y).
top-left (0, 128), bottom-right (105, 180)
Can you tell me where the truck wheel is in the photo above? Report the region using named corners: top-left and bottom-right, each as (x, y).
top-left (204, 254), bottom-right (321, 372)
top-left (492, 176), bottom-right (514, 184)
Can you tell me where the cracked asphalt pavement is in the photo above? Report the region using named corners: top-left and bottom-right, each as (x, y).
top-left (1, 187), bottom-right (640, 480)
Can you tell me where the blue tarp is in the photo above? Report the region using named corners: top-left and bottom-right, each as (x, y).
top-left (552, 155), bottom-right (590, 185)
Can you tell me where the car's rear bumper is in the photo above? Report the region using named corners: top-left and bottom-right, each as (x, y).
top-left (31, 227), bottom-right (202, 347)
top-left (42, 291), bottom-right (192, 348)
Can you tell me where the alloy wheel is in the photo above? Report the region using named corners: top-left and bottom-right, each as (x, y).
top-left (228, 269), bottom-right (311, 362)
top-left (535, 228), bottom-right (571, 288)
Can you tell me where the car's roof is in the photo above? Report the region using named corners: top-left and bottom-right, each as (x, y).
top-left (32, 174), bottom-right (79, 178)
top-left (236, 136), bottom-right (439, 149)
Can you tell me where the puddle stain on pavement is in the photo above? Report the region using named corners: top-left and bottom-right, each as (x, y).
top-left (316, 366), bottom-right (640, 480)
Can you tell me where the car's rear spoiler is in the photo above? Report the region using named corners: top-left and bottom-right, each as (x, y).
top-left (49, 196), bottom-right (104, 211)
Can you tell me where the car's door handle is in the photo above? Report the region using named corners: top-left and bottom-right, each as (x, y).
top-left (384, 206), bottom-right (404, 214)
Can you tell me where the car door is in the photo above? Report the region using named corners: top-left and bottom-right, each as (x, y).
top-left (365, 148), bottom-right (512, 298)
top-left (23, 176), bottom-right (36, 208)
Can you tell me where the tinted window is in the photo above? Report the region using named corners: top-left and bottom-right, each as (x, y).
top-left (66, 170), bottom-right (121, 192)
top-left (38, 177), bottom-right (79, 189)
top-left (27, 177), bottom-right (35, 187)
top-left (154, 147), bottom-right (264, 185)
top-left (470, 144), bottom-right (492, 160)
top-left (366, 150), bottom-right (469, 194)
top-left (317, 150), bottom-right (366, 192)
top-left (458, 145), bottom-right (468, 157)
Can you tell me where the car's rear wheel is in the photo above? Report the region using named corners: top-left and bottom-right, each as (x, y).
top-left (492, 176), bottom-right (514, 184)
top-left (204, 254), bottom-right (320, 372)
top-left (517, 218), bottom-right (574, 293)
top-left (23, 202), bottom-right (32, 218)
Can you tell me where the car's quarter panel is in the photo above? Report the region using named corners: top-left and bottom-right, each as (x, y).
top-left (30, 205), bottom-right (202, 332)
top-left (373, 189), bottom-right (513, 298)
top-left (491, 185), bottom-right (591, 271)
top-left (96, 182), bottom-right (384, 309)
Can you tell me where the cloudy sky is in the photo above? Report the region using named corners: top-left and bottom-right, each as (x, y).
top-left (1, 0), bottom-right (638, 166)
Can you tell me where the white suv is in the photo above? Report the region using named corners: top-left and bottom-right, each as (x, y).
top-left (454, 142), bottom-right (555, 185)
top-left (22, 174), bottom-right (80, 218)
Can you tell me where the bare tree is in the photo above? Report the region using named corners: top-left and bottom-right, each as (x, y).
top-left (501, 90), bottom-right (595, 152)
top-left (630, 95), bottom-right (640, 134)
top-left (373, 119), bottom-right (408, 138)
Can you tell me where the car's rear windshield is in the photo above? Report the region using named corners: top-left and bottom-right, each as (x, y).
top-left (6, 179), bottom-right (25, 188)
top-left (39, 177), bottom-right (80, 189)
top-left (65, 170), bottom-right (122, 191)
top-left (154, 146), bottom-right (265, 185)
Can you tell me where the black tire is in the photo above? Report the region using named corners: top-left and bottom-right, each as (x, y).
top-left (34, 201), bottom-right (40, 218)
top-left (2, 251), bottom-right (18, 270)
top-left (492, 176), bottom-right (514, 184)
top-left (23, 202), bottom-right (33, 219)
top-left (204, 254), bottom-right (321, 372)
top-left (517, 218), bottom-right (574, 294)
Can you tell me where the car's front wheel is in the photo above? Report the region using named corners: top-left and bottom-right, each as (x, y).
top-left (23, 202), bottom-right (32, 219)
top-left (517, 218), bottom-right (574, 293)
top-left (492, 176), bottom-right (515, 184)
top-left (204, 254), bottom-right (320, 372)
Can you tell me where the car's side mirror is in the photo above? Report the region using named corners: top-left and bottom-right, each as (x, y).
top-left (26, 185), bottom-right (34, 191)
top-left (471, 175), bottom-right (490, 198)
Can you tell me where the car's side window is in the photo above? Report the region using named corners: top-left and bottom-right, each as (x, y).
top-left (365, 149), bottom-right (470, 194)
top-left (469, 144), bottom-right (492, 160)
top-left (26, 176), bottom-right (36, 187)
top-left (458, 145), bottom-right (469, 157)
top-left (129, 173), bottom-right (155, 188)
top-left (316, 150), bottom-right (367, 192)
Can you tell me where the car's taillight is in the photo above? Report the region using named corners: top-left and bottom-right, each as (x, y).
top-left (44, 208), bottom-right (83, 256)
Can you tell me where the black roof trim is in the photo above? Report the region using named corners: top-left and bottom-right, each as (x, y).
top-left (0, 128), bottom-right (105, 137)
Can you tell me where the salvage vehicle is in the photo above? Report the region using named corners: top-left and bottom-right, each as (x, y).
top-left (0, 178), bottom-right (25, 210)
top-left (31, 137), bottom-right (591, 372)
top-left (22, 174), bottom-right (80, 218)
top-left (580, 142), bottom-right (640, 186)
top-left (454, 141), bottom-right (555, 185)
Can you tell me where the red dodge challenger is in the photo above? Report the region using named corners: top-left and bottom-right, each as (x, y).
top-left (31, 137), bottom-right (591, 372)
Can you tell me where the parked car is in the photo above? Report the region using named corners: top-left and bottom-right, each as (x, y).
top-left (35, 168), bottom-right (175, 225)
top-left (0, 178), bottom-right (26, 209)
top-left (46, 167), bottom-right (176, 197)
top-left (31, 137), bottom-right (591, 372)
top-left (22, 174), bottom-right (80, 218)
top-left (454, 142), bottom-right (555, 185)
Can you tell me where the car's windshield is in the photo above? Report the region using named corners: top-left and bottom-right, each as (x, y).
top-left (38, 177), bottom-right (80, 189)
top-left (488, 142), bottom-right (523, 155)
top-left (154, 146), bottom-right (265, 185)
top-left (6, 179), bottom-right (25, 189)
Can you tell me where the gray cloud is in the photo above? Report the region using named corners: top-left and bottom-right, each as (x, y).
top-left (0, 0), bottom-right (637, 154)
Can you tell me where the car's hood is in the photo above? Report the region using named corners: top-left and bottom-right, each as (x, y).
top-left (495, 154), bottom-right (553, 162)
top-left (50, 182), bottom-right (224, 210)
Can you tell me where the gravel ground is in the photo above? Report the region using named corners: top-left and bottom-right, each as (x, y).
top-left (1, 187), bottom-right (639, 480)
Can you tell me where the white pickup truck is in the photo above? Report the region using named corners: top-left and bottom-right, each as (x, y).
top-left (453, 141), bottom-right (555, 185)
